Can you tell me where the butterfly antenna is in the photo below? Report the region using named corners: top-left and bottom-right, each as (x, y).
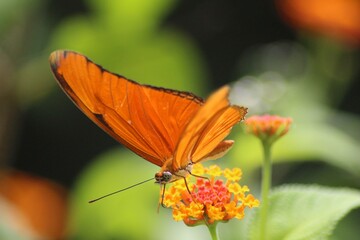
top-left (88, 177), bottom-right (154, 203)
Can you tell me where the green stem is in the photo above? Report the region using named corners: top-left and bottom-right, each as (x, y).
top-left (259, 140), bottom-right (272, 240)
top-left (207, 222), bottom-right (219, 240)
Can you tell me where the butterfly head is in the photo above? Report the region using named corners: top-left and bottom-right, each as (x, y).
top-left (155, 171), bottom-right (173, 184)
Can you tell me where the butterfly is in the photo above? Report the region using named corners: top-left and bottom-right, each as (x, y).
top-left (49, 50), bottom-right (247, 186)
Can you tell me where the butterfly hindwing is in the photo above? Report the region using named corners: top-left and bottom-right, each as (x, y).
top-left (173, 86), bottom-right (247, 171)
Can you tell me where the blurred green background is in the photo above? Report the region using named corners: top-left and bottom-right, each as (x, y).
top-left (0, 0), bottom-right (359, 239)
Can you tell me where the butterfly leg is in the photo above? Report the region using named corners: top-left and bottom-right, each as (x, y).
top-left (157, 184), bottom-right (166, 213)
top-left (160, 183), bottom-right (167, 209)
top-left (188, 171), bottom-right (209, 181)
top-left (174, 173), bottom-right (204, 210)
top-left (188, 170), bottom-right (214, 193)
top-left (175, 173), bottom-right (213, 226)
top-left (174, 173), bottom-right (192, 195)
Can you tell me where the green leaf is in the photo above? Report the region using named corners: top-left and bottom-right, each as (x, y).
top-left (69, 148), bottom-right (161, 239)
top-left (248, 185), bottom-right (360, 240)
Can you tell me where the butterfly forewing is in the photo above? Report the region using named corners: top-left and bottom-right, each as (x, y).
top-left (50, 50), bottom-right (203, 167)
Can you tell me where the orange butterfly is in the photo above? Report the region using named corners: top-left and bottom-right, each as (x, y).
top-left (49, 50), bottom-right (247, 187)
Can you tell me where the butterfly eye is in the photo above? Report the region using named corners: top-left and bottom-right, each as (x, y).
top-left (155, 171), bottom-right (173, 184)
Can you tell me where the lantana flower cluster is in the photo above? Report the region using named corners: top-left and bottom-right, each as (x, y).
top-left (162, 164), bottom-right (259, 226)
top-left (245, 115), bottom-right (292, 143)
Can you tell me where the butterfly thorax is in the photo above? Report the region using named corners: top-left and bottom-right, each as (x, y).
top-left (154, 158), bottom-right (193, 184)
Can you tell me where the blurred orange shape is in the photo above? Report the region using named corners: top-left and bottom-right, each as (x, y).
top-left (277, 0), bottom-right (360, 46)
top-left (0, 170), bottom-right (68, 239)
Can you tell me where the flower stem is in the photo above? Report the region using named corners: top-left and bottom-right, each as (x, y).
top-left (207, 222), bottom-right (219, 240)
top-left (259, 140), bottom-right (272, 240)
